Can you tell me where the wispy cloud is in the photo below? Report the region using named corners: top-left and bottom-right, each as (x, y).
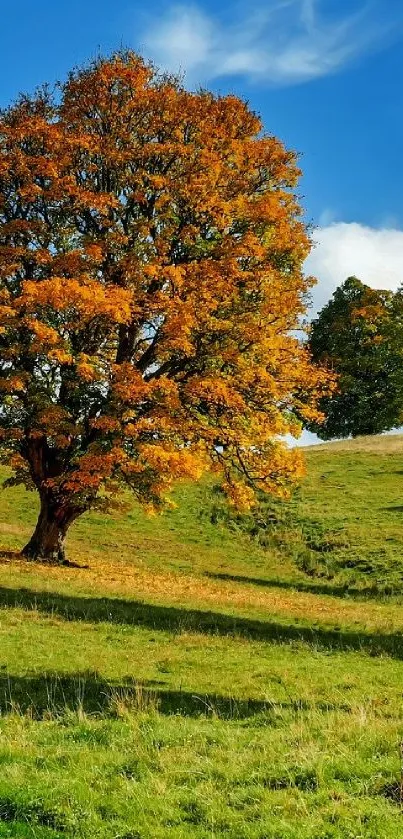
top-left (140, 0), bottom-right (401, 87)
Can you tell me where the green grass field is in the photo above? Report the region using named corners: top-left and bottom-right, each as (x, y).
top-left (1, 435), bottom-right (403, 838)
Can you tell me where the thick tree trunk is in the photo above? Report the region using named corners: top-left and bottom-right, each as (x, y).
top-left (22, 497), bottom-right (80, 564)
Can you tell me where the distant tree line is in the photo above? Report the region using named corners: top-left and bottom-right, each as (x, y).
top-left (307, 276), bottom-right (403, 439)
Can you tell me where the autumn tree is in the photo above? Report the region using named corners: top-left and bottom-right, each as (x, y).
top-left (307, 276), bottom-right (403, 439)
top-left (0, 52), bottom-right (326, 563)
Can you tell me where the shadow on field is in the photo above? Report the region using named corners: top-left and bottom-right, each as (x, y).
top-left (0, 550), bottom-right (87, 570)
top-left (1, 584), bottom-right (403, 659)
top-left (0, 671), bottom-right (352, 720)
top-left (205, 572), bottom-right (399, 601)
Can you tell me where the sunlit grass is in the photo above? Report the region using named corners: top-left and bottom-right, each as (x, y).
top-left (0, 435), bottom-right (403, 836)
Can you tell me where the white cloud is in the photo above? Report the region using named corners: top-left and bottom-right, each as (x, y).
top-left (144, 7), bottom-right (213, 72)
top-left (305, 222), bottom-right (403, 315)
top-left (141, 0), bottom-right (400, 86)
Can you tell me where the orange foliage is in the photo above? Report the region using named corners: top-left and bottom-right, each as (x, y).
top-left (0, 51), bottom-right (328, 528)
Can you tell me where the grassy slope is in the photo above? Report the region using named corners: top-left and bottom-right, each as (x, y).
top-left (0, 435), bottom-right (403, 837)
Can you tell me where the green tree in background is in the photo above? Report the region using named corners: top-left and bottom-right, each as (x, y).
top-left (307, 276), bottom-right (403, 439)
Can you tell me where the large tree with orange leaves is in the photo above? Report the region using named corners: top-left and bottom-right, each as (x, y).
top-left (0, 52), bottom-right (326, 563)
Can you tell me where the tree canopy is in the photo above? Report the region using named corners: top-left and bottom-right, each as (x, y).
top-left (307, 276), bottom-right (403, 440)
top-left (0, 52), bottom-right (326, 562)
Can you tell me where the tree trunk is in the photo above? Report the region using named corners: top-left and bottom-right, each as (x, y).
top-left (22, 497), bottom-right (80, 564)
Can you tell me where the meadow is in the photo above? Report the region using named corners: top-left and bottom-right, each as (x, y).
top-left (1, 435), bottom-right (403, 837)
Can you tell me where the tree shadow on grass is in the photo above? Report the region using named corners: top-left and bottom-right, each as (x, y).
top-left (204, 571), bottom-right (401, 601)
top-left (0, 550), bottom-right (24, 562)
top-left (0, 584), bottom-right (403, 659)
top-left (0, 671), bottom-right (352, 720)
top-left (0, 550), bottom-right (88, 570)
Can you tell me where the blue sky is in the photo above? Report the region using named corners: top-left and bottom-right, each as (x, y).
top-left (2, 1), bottom-right (403, 306)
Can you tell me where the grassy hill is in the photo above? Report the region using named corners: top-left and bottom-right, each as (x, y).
top-left (1, 435), bottom-right (403, 837)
